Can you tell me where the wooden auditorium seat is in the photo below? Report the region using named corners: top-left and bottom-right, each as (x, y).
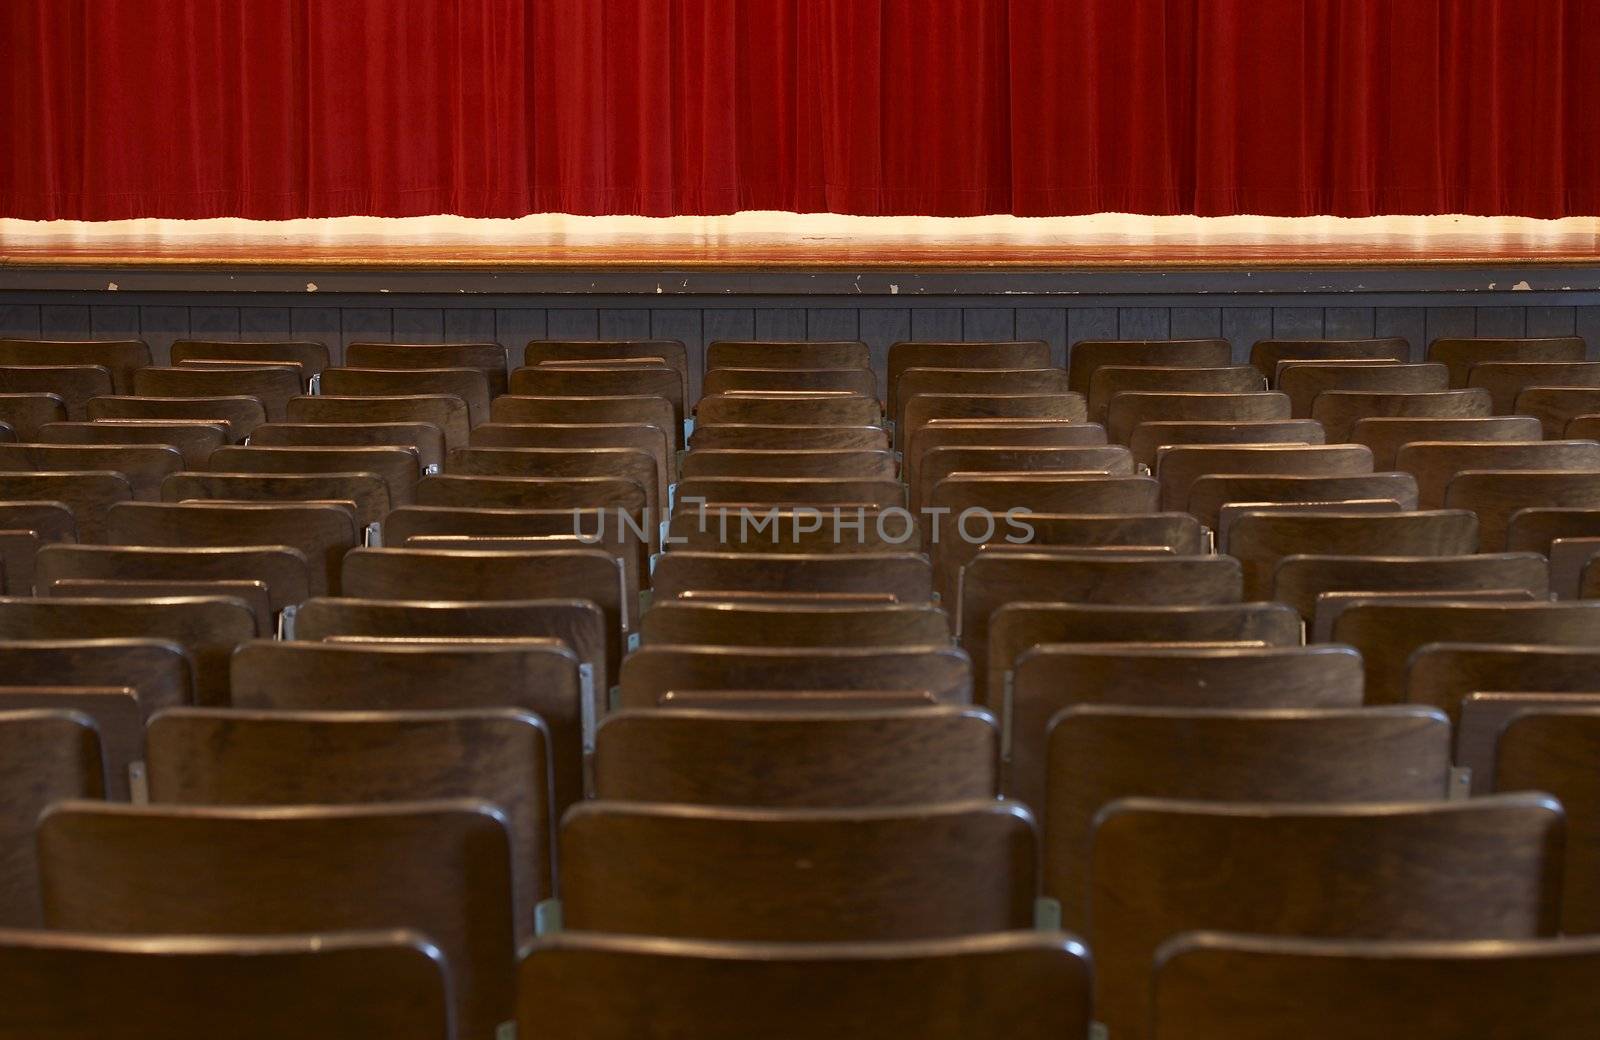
top-left (1128, 418), bottom-right (1326, 469)
top-left (0, 338), bottom-right (151, 393)
top-left (1427, 336), bottom-right (1587, 387)
top-left (0, 471), bottom-right (132, 543)
top-left (0, 710), bottom-right (104, 926)
top-left (1278, 361), bottom-right (1449, 417)
top-left (705, 366), bottom-right (877, 397)
top-left (0, 393), bottom-right (68, 439)
top-left (887, 341), bottom-right (1050, 406)
top-left (1089, 365), bottom-right (1266, 422)
top-left (707, 340), bottom-right (871, 372)
top-left (169, 339), bottom-right (330, 383)
top-left (1249, 337), bottom-right (1410, 381)
top-left (699, 392), bottom-right (881, 429)
top-left (1443, 469), bottom-right (1600, 550)
top-left (690, 422), bottom-right (889, 452)
top-left (287, 394), bottom-right (470, 450)
top-left (1350, 414), bottom-right (1545, 468)
top-left (1310, 388), bottom-right (1493, 442)
top-left (1272, 552), bottom-right (1549, 621)
top-left (1105, 391), bottom-right (1291, 445)
top-left (132, 366), bottom-right (299, 420)
top-left (1398, 439), bottom-right (1600, 508)
top-left (161, 471), bottom-right (390, 530)
top-left (38, 419), bottom-right (228, 467)
top-left (1068, 339), bottom-right (1233, 393)
top-left (0, 443), bottom-right (181, 500)
top-left (321, 367), bottom-right (492, 428)
top-left (1153, 443), bottom-right (1373, 511)
top-left (894, 367), bottom-right (1070, 429)
top-left (617, 645), bottom-right (972, 709)
top-left (88, 395), bottom-right (267, 442)
top-left (1224, 509), bottom-right (1479, 598)
top-left (346, 342), bottom-right (509, 396)
top-left (1465, 360), bottom-right (1600, 412)
top-left (207, 444), bottom-right (421, 507)
top-left (491, 395), bottom-right (679, 451)
top-left (0, 365), bottom-right (113, 419)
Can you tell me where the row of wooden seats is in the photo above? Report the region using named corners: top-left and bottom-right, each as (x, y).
top-left (2, 332), bottom-right (1600, 1037)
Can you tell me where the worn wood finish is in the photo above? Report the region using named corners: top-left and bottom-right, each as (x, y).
top-left (169, 339), bottom-right (330, 380)
top-left (707, 340), bottom-right (871, 372)
top-left (895, 368), bottom-right (1070, 429)
top-left (1401, 441), bottom-right (1600, 509)
top-left (0, 471), bottom-right (132, 543)
top-left (0, 929), bottom-right (450, 1040)
top-left (0, 444), bottom-right (182, 501)
top-left (652, 551), bottom-right (932, 603)
top-left (512, 363), bottom-right (683, 431)
top-left (38, 420), bottom-right (226, 468)
top-left (1066, 339), bottom-right (1232, 394)
top-left (132, 366), bottom-right (299, 420)
top-left (209, 445), bottom-right (420, 508)
top-left (1092, 795), bottom-right (1563, 1040)
top-left (0, 639), bottom-right (192, 721)
top-left (0, 711), bottom-right (104, 926)
top-left (340, 548), bottom-right (624, 674)
top-left (682, 449), bottom-right (896, 482)
top-left (887, 341), bottom-right (1051, 407)
top-left (0, 530), bottom-right (38, 594)
top-left (1321, 589), bottom-right (1542, 646)
top-left (490, 395), bottom-right (678, 451)
top-left (520, 930), bottom-right (1088, 1040)
top-left (0, 339), bottom-right (151, 394)
top-left (1089, 366), bottom-right (1266, 423)
top-left (704, 366), bottom-right (877, 398)
top-left (908, 419), bottom-right (1107, 486)
top-left (416, 474), bottom-right (645, 516)
top-left (1351, 415), bottom-right (1547, 468)
top-left (0, 597), bottom-right (252, 707)
top-left (1312, 389), bottom-right (1494, 443)
top-left (0, 688), bottom-right (131, 804)
top-left (1009, 646), bottom-right (1365, 810)
top-left (1494, 709), bottom-right (1600, 933)
top-left (162, 471), bottom-right (389, 529)
top-left (1336, 601), bottom-right (1600, 705)
top-left (987, 602), bottom-right (1302, 702)
top-left (293, 595), bottom-right (602, 702)
top-left (0, 502), bottom-right (76, 564)
top-left (959, 552), bottom-right (1243, 705)
top-left (524, 340), bottom-right (689, 396)
top-left (87, 395), bottom-right (266, 442)
top-left (641, 602), bottom-right (949, 648)
top-left (406, 535), bottom-right (640, 611)
top-left (902, 394), bottom-right (1085, 454)
top-left (1550, 536), bottom-right (1600, 599)
top-left (1186, 472), bottom-right (1419, 530)
top-left (105, 501), bottom-right (355, 597)
top-left (1514, 386), bottom-right (1600, 437)
top-left (1429, 336), bottom-right (1587, 387)
top-left (286, 394), bottom-right (470, 450)
top-left (1152, 933), bottom-right (1600, 1040)
top-left (698, 393), bottom-right (881, 429)
top-left (1156, 443), bottom-right (1374, 512)
top-left (1408, 644), bottom-right (1600, 728)
top-left (1106, 392), bottom-right (1292, 445)
top-left (38, 801), bottom-right (514, 1040)
top-left (346, 343), bottom-right (509, 396)
top-left (594, 706), bottom-right (997, 807)
top-left (1458, 692), bottom-right (1600, 794)
top-left (1279, 362), bottom-right (1450, 417)
top-left (1249, 338), bottom-right (1410, 381)
top-left (0, 394), bottom-right (68, 439)
top-left (251, 422), bottom-right (445, 474)
top-left (1228, 510), bottom-right (1479, 599)
top-left (44, 580), bottom-right (273, 638)
top-left (689, 423), bottom-right (889, 452)
top-left (446, 447), bottom-right (659, 526)
top-left (1129, 419), bottom-right (1325, 470)
top-left (1466, 360), bottom-right (1600, 412)
top-left (322, 367), bottom-right (492, 429)
top-left (1045, 706), bottom-right (1451, 929)
top-left (1277, 553), bottom-right (1549, 623)
top-left (658, 689), bottom-right (937, 710)
top-left (934, 512), bottom-right (1204, 606)
top-left (928, 475), bottom-right (1160, 524)
top-left (618, 645), bottom-right (972, 709)
top-left (1445, 469), bottom-right (1600, 550)
top-left (0, 366), bottom-right (113, 421)
top-left (916, 445), bottom-right (1131, 513)
top-left (34, 544), bottom-right (311, 613)
top-left (1507, 507), bottom-right (1600, 557)
top-left (666, 505), bottom-right (918, 553)
top-left (148, 707), bottom-right (552, 933)
top-left (677, 475), bottom-right (904, 509)
top-left (1568, 414), bottom-right (1600, 439)
top-left (562, 800), bottom-right (1034, 941)
top-left (470, 423), bottom-right (668, 505)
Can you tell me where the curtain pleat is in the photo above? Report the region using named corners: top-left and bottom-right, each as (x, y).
top-left (2, 0), bottom-right (1596, 219)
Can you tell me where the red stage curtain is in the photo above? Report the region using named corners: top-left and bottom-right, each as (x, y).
top-left (2, 0), bottom-right (1597, 219)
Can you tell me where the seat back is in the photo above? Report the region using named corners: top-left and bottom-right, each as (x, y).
top-left (0, 710), bottom-right (104, 925)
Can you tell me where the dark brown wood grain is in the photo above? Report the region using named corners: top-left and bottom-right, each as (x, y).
top-left (133, 366), bottom-right (299, 420)
top-left (594, 706), bottom-right (997, 806)
top-left (1089, 365), bottom-right (1266, 422)
top-left (1008, 645), bottom-right (1365, 809)
top-left (1458, 692), bottom-right (1600, 794)
top-left (1227, 509), bottom-right (1479, 599)
top-left (652, 551), bottom-right (932, 603)
top-left (490, 395), bottom-right (678, 450)
top-left (470, 423), bottom-right (668, 506)
top-left (617, 645), bottom-right (972, 709)
top-left (560, 799), bottom-right (1035, 940)
top-left (902, 394), bottom-right (1085, 453)
top-left (0, 339), bottom-right (151, 393)
top-left (0, 929), bottom-right (450, 1040)
top-left (510, 365), bottom-right (682, 431)
top-left (1155, 443), bottom-right (1374, 511)
top-left (677, 475), bottom-right (903, 508)
top-left (1351, 415), bottom-right (1546, 468)
top-left (1044, 705), bottom-right (1451, 929)
top-left (37, 801), bottom-right (514, 1040)
top-left (0, 710), bottom-right (104, 925)
top-left (0, 686), bottom-right (142, 802)
top-left (416, 473), bottom-right (645, 514)
top-left (1276, 552), bottom-right (1549, 623)
top-left (0, 639), bottom-right (192, 718)
top-left (0, 471), bottom-right (133, 543)
top-left (1249, 338), bottom-right (1409, 381)
top-left (895, 368), bottom-right (1070, 430)
top-left (916, 445), bottom-right (1131, 513)
top-left (524, 341), bottom-right (689, 397)
top-left (708, 340), bottom-right (871, 372)
top-left (1151, 932), bottom-right (1600, 1040)
top-left (1107, 392), bottom-right (1292, 445)
top-left (640, 602), bottom-right (949, 647)
top-left (209, 445), bottom-right (421, 508)
top-left (1444, 469), bottom-right (1600, 550)
top-left (1128, 419), bottom-right (1325, 470)
top-left (1498, 709), bottom-right (1600, 923)
top-left (1068, 340), bottom-right (1232, 394)
top-left (0, 365), bottom-right (113, 420)
top-left (1466, 360), bottom-right (1600, 412)
top-left (519, 930), bottom-right (1089, 1040)
top-left (44, 580), bottom-right (273, 638)
top-left (346, 343), bottom-right (509, 396)
top-left (705, 366), bottom-right (878, 398)
top-left (1185, 471), bottom-right (1419, 529)
top-left (286, 394), bottom-right (470, 450)
top-left (321, 367), bottom-right (492, 428)
top-left (446, 447), bottom-right (658, 527)
top-left (927, 474), bottom-right (1160, 523)
top-left (1090, 795), bottom-right (1564, 1040)
top-left (251, 421), bottom-right (445, 473)
top-left (1400, 440), bottom-right (1600, 508)
top-left (699, 393), bottom-right (882, 428)
top-left (170, 340), bottom-right (328, 380)
top-left (161, 471), bottom-right (390, 529)
top-left (87, 396), bottom-right (266, 442)
top-left (0, 444), bottom-right (182, 501)
top-left (38, 419), bottom-right (227, 468)
top-left (689, 423), bottom-right (889, 452)
top-left (682, 448), bottom-right (897, 482)
top-left (887, 341), bottom-right (1050, 407)
top-left (34, 544), bottom-right (310, 613)
top-left (1409, 643), bottom-right (1600, 726)
top-left (148, 707), bottom-right (552, 934)
top-left (0, 394), bottom-right (68, 439)
top-left (1279, 362), bottom-right (1450, 417)
top-left (1428, 336), bottom-right (1587, 387)
top-left (1312, 389), bottom-right (1493, 442)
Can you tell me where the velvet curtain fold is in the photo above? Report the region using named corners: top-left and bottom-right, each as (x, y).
top-left (2, 0), bottom-right (1596, 220)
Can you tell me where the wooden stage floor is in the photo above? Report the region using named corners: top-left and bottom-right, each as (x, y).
top-left (4, 213), bottom-right (1600, 270)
